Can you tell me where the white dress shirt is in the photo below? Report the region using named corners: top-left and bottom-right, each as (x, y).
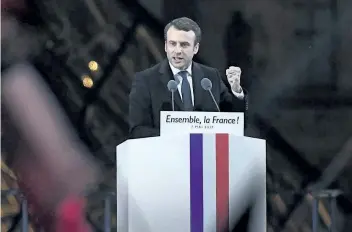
top-left (168, 63), bottom-right (244, 106)
top-left (169, 62), bottom-right (195, 105)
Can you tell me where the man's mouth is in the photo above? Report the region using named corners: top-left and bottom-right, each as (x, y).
top-left (173, 57), bottom-right (183, 62)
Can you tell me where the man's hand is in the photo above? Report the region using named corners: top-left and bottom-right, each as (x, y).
top-left (225, 66), bottom-right (242, 93)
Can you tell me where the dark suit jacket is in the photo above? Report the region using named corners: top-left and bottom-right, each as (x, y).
top-left (128, 59), bottom-right (248, 139)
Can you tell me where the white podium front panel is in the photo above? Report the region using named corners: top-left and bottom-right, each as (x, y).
top-left (160, 111), bottom-right (244, 136)
top-left (116, 134), bottom-right (266, 232)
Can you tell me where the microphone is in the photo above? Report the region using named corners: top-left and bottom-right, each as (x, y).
top-left (201, 78), bottom-right (220, 112)
top-left (167, 80), bottom-right (178, 111)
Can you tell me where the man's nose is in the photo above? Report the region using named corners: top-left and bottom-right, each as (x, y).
top-left (175, 44), bottom-right (182, 53)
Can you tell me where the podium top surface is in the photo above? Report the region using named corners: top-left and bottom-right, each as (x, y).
top-left (118, 133), bottom-right (265, 148)
top-left (116, 134), bottom-right (266, 160)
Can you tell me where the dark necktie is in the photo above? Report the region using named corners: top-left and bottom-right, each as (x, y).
top-left (179, 71), bottom-right (193, 111)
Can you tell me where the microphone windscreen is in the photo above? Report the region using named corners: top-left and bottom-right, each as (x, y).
top-left (167, 80), bottom-right (178, 92)
top-left (201, 78), bottom-right (212, 90)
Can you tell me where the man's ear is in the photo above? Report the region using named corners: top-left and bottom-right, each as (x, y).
top-left (193, 43), bottom-right (199, 55)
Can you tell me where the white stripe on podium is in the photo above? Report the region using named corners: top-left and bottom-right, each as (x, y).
top-left (202, 134), bottom-right (217, 232)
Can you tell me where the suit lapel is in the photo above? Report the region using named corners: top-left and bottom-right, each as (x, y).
top-left (191, 62), bottom-right (205, 110)
top-left (158, 60), bottom-right (184, 111)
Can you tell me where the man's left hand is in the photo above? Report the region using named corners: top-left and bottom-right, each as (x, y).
top-left (225, 66), bottom-right (242, 93)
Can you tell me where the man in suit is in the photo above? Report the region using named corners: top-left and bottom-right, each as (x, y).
top-left (129, 17), bottom-right (248, 139)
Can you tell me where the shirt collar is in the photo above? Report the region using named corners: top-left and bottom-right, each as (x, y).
top-left (168, 61), bottom-right (193, 77)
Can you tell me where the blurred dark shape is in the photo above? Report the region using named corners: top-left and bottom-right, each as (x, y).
top-left (231, 208), bottom-right (251, 232)
top-left (162, 0), bottom-right (198, 23)
top-left (1, 0), bottom-right (44, 67)
top-left (2, 0), bottom-right (44, 26)
top-left (224, 11), bottom-right (253, 90)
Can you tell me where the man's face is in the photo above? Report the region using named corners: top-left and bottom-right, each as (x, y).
top-left (165, 26), bottom-right (199, 70)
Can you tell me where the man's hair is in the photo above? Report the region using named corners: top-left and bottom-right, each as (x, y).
top-left (164, 17), bottom-right (202, 45)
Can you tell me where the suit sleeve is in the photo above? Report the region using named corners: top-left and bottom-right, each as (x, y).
top-left (128, 72), bottom-right (159, 139)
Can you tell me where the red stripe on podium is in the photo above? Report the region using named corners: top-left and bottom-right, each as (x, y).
top-left (216, 134), bottom-right (229, 232)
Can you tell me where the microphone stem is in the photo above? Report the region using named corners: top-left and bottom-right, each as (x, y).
top-left (171, 92), bottom-right (175, 111)
top-left (208, 90), bottom-right (220, 112)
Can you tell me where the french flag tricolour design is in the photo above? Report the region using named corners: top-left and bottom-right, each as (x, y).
top-left (190, 133), bottom-right (230, 232)
top-left (116, 132), bottom-right (266, 232)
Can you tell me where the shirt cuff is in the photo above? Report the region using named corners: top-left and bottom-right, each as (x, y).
top-left (232, 87), bottom-right (244, 99)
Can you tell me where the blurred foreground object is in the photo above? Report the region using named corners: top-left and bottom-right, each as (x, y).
top-left (2, 63), bottom-right (100, 231)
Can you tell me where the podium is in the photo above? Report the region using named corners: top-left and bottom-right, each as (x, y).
top-left (116, 133), bottom-right (266, 232)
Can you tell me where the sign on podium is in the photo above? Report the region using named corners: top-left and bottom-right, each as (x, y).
top-left (160, 111), bottom-right (244, 136)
